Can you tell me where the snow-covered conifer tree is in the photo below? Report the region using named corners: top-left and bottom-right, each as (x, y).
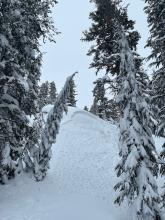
top-left (91, 77), bottom-right (109, 120)
top-left (107, 99), bottom-right (120, 122)
top-left (84, 106), bottom-right (89, 111)
top-left (144, 0), bottom-right (165, 137)
top-left (0, 0), bottom-right (57, 183)
top-left (83, 0), bottom-right (148, 123)
top-left (90, 103), bottom-right (98, 115)
top-left (23, 112), bottom-right (45, 173)
top-left (145, 0), bottom-right (165, 205)
top-left (49, 81), bottom-right (58, 105)
top-left (67, 78), bottom-right (77, 107)
top-left (0, 0), bottom-right (31, 183)
top-left (34, 73), bottom-right (76, 181)
top-left (114, 31), bottom-right (161, 220)
top-left (39, 81), bottom-right (50, 109)
top-left (90, 76), bottom-right (119, 121)
top-left (82, 0), bottom-right (141, 78)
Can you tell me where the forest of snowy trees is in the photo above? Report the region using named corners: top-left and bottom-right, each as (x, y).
top-left (0, 0), bottom-right (165, 219)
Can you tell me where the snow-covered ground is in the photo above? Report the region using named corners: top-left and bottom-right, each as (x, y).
top-left (0, 108), bottom-right (164, 220)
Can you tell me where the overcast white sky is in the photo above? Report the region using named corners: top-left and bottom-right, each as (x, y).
top-left (41, 0), bottom-right (150, 108)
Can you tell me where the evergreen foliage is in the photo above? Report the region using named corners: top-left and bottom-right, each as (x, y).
top-left (23, 112), bottom-right (45, 173)
top-left (84, 106), bottom-right (89, 111)
top-left (49, 81), bottom-right (58, 105)
top-left (67, 78), bottom-right (77, 107)
top-left (144, 0), bottom-right (165, 137)
top-left (34, 74), bottom-right (76, 181)
top-left (82, 0), bottom-right (141, 77)
top-left (90, 77), bottom-right (120, 121)
top-left (38, 81), bottom-right (49, 109)
top-left (0, 0), bottom-right (57, 183)
top-left (145, 0), bottom-right (165, 206)
top-left (107, 99), bottom-right (120, 122)
top-left (114, 30), bottom-right (161, 220)
top-left (90, 77), bottom-right (109, 120)
top-left (83, 0), bottom-right (148, 124)
top-left (39, 81), bottom-right (58, 109)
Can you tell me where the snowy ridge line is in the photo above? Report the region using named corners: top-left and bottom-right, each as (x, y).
top-left (62, 109), bottom-right (110, 127)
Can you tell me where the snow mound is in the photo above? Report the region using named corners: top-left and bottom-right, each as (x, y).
top-left (0, 108), bottom-right (163, 220)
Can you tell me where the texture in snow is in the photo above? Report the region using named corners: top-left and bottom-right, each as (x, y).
top-left (0, 107), bottom-right (164, 219)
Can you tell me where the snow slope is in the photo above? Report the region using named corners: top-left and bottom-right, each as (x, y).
top-left (0, 108), bottom-right (164, 220)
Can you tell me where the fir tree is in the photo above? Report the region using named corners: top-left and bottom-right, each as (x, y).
top-left (144, 0), bottom-right (165, 206)
top-left (144, 0), bottom-right (165, 138)
top-left (21, 0), bottom-right (58, 178)
top-left (106, 99), bottom-right (120, 122)
top-left (0, 0), bottom-right (30, 183)
top-left (0, 0), bottom-right (57, 183)
top-left (90, 76), bottom-right (119, 121)
top-left (38, 81), bottom-right (49, 109)
top-left (84, 106), bottom-right (89, 111)
top-left (23, 112), bottom-right (45, 173)
top-left (114, 31), bottom-right (161, 220)
top-left (83, 0), bottom-right (148, 124)
top-left (67, 78), bottom-right (77, 107)
top-left (49, 81), bottom-right (58, 105)
top-left (91, 77), bottom-right (109, 120)
top-left (82, 0), bottom-right (141, 77)
top-left (34, 73), bottom-right (76, 181)
top-left (90, 102), bottom-right (98, 115)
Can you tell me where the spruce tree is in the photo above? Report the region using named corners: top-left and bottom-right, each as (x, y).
top-left (38, 81), bottom-right (49, 109)
top-left (84, 106), bottom-right (89, 111)
top-left (49, 81), bottom-right (58, 105)
top-left (0, 0), bottom-right (30, 183)
top-left (106, 99), bottom-right (120, 122)
top-left (83, 0), bottom-right (148, 124)
top-left (82, 0), bottom-right (141, 77)
top-left (0, 0), bottom-right (57, 183)
top-left (114, 31), bottom-right (161, 220)
top-left (23, 112), bottom-right (45, 173)
top-left (34, 74), bottom-right (76, 181)
top-left (144, 0), bottom-right (165, 138)
top-left (144, 0), bottom-right (165, 206)
top-left (90, 102), bottom-right (99, 115)
top-left (91, 77), bottom-right (109, 120)
top-left (21, 0), bottom-right (58, 178)
top-left (90, 76), bottom-right (119, 121)
top-left (67, 78), bottom-right (77, 107)
top-left (145, 1), bottom-right (165, 134)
